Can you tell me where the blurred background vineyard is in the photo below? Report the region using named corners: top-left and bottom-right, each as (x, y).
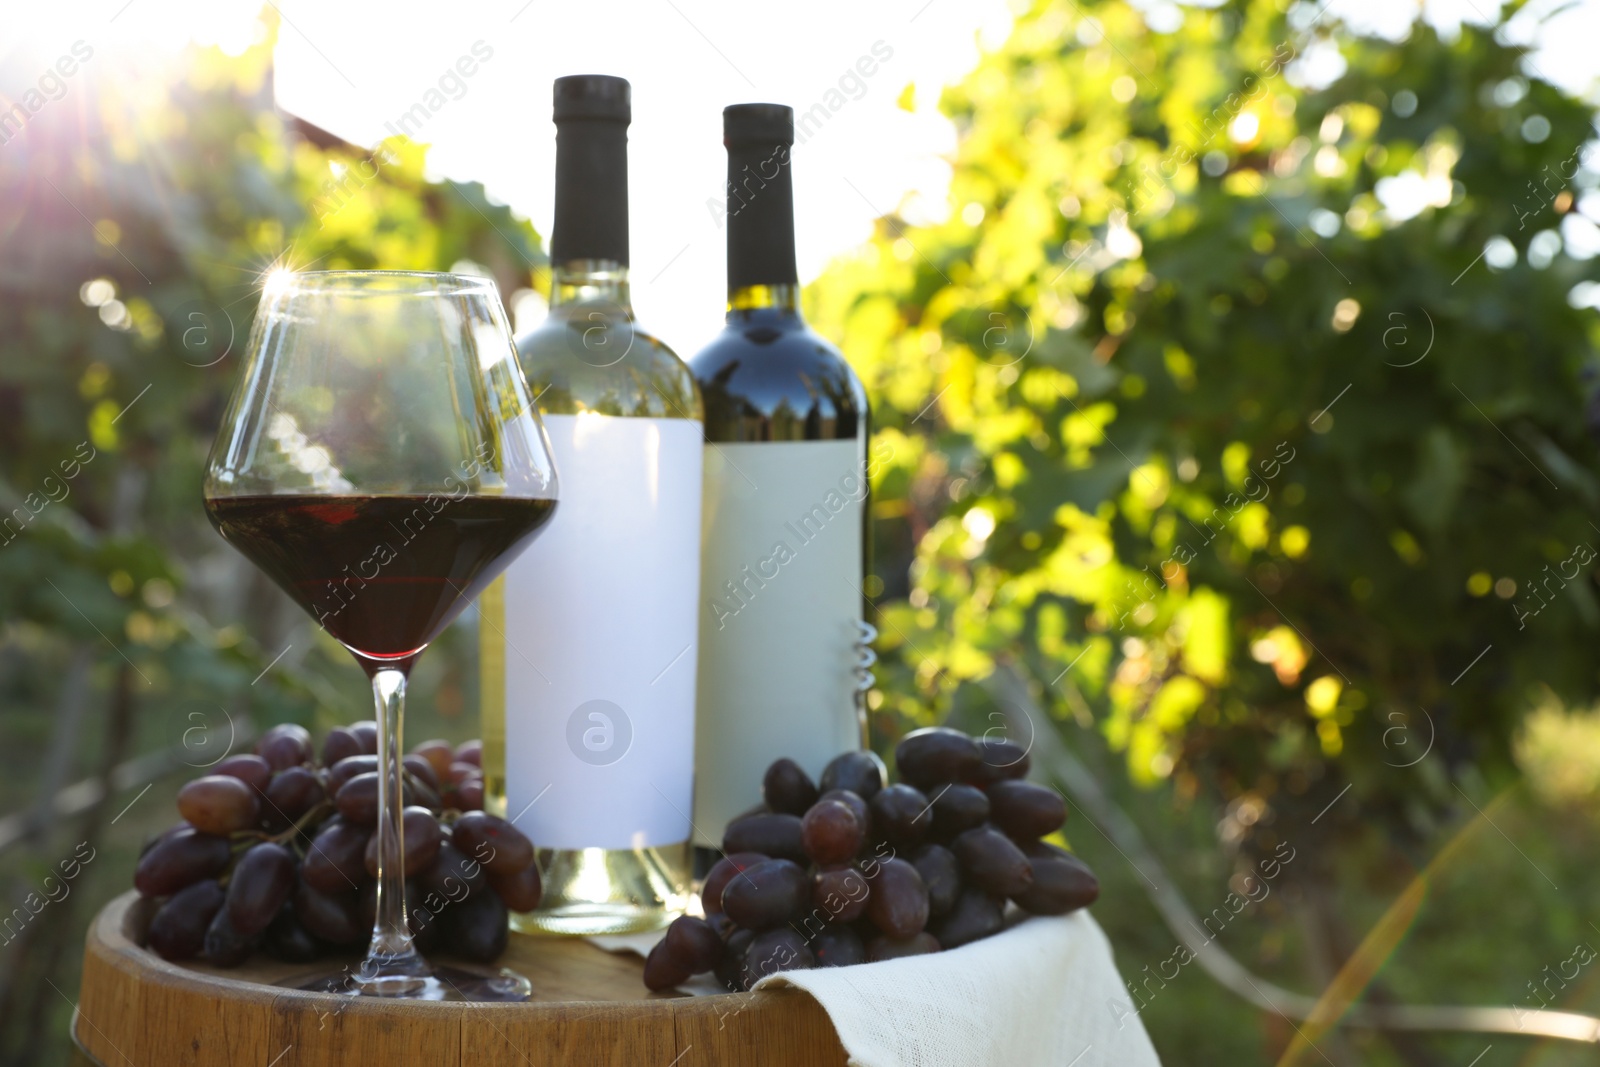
top-left (5, 1), bottom-right (1600, 1064)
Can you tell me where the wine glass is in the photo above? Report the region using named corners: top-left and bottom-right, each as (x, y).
top-left (203, 271), bottom-right (559, 1000)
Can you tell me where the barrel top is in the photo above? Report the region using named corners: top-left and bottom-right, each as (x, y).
top-left (75, 891), bottom-right (848, 1067)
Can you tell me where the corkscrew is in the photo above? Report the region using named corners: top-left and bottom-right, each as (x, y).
top-left (857, 617), bottom-right (883, 710)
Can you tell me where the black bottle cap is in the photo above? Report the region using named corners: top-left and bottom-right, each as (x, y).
top-left (724, 103), bottom-right (794, 147)
top-left (723, 103), bottom-right (798, 290)
top-left (553, 75), bottom-right (630, 123)
top-left (551, 75), bottom-right (630, 266)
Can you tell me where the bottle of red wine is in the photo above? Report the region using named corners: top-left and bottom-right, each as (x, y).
top-left (481, 75), bottom-right (703, 934)
top-left (689, 104), bottom-right (871, 854)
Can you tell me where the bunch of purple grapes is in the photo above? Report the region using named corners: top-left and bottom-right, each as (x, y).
top-left (133, 723), bottom-right (540, 967)
top-left (644, 727), bottom-right (1098, 991)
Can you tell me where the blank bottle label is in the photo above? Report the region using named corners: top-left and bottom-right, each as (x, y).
top-left (501, 413), bottom-right (702, 850)
top-left (693, 439), bottom-right (866, 845)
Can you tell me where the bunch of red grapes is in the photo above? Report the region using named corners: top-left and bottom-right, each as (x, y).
top-left (133, 723), bottom-right (540, 967)
top-left (645, 727), bottom-right (1098, 992)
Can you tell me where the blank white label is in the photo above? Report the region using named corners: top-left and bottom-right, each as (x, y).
top-left (501, 413), bottom-right (702, 850)
top-left (693, 438), bottom-right (866, 845)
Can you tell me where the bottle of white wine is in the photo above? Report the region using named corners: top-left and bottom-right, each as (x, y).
top-left (689, 104), bottom-right (872, 858)
top-left (481, 75), bottom-right (702, 934)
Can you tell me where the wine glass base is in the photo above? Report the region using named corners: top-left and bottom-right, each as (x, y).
top-left (285, 964), bottom-right (533, 1002)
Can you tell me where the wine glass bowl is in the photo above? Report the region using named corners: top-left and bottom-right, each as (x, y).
top-left (203, 271), bottom-right (559, 1000)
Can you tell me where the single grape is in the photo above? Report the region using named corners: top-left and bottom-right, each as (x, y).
top-left (1014, 842), bottom-right (1099, 915)
top-left (417, 838), bottom-right (486, 903)
top-left (810, 924), bottom-right (866, 968)
top-left (819, 751), bottom-right (886, 801)
top-left (488, 863), bottom-right (542, 912)
top-left (177, 775), bottom-right (261, 836)
top-left (446, 761), bottom-right (479, 786)
top-left (134, 826), bottom-right (230, 897)
top-left (722, 813), bottom-right (807, 866)
top-left (411, 739), bottom-right (456, 781)
top-left (226, 842), bottom-right (297, 936)
top-left (451, 812), bottom-right (534, 875)
top-left (202, 906), bottom-right (257, 967)
top-left (866, 932), bottom-right (940, 961)
top-left (817, 789), bottom-right (869, 836)
top-left (967, 737), bottom-right (1030, 785)
top-left (762, 758), bottom-right (819, 816)
top-left (986, 780), bottom-right (1067, 841)
top-left (894, 727), bottom-right (980, 791)
top-left (348, 720), bottom-right (379, 755)
top-left (720, 858), bottom-right (808, 930)
top-left (745, 927), bottom-right (815, 982)
top-left (302, 818), bottom-right (371, 893)
top-left (456, 778), bottom-right (484, 811)
top-left (213, 754), bottom-right (273, 794)
top-left (801, 799), bottom-right (863, 865)
top-left (293, 877), bottom-right (363, 945)
top-left (952, 826), bottom-right (1034, 897)
top-left (868, 784), bottom-right (932, 848)
top-left (701, 852), bottom-right (766, 915)
top-left (930, 783), bottom-right (990, 840)
top-left (442, 890), bottom-right (508, 963)
top-left (931, 887), bottom-right (1004, 949)
top-left (812, 865), bottom-right (870, 923)
top-left (910, 843), bottom-right (962, 917)
top-left (147, 879), bottom-right (225, 961)
top-left (264, 904), bottom-right (321, 963)
top-left (326, 755), bottom-right (379, 795)
top-left (664, 915), bottom-right (724, 974)
top-left (402, 753), bottom-right (440, 790)
top-left (261, 766), bottom-right (325, 830)
top-left (321, 727), bottom-right (363, 768)
top-left (644, 938), bottom-right (692, 992)
top-left (453, 740), bottom-right (482, 767)
top-left (715, 927), bottom-right (755, 992)
top-left (334, 772), bottom-right (381, 825)
top-left (864, 858), bottom-right (929, 940)
top-left (256, 723), bottom-right (313, 772)
top-left (361, 806), bottom-right (442, 878)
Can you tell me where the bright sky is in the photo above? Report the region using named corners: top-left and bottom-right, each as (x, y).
top-left (5, 0), bottom-right (1599, 355)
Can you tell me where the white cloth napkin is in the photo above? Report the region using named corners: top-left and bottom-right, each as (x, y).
top-left (591, 910), bottom-right (1161, 1067)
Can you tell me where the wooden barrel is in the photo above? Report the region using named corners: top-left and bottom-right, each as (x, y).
top-left (74, 891), bottom-right (848, 1067)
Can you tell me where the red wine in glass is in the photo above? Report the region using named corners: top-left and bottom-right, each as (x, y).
top-left (205, 494), bottom-right (556, 667)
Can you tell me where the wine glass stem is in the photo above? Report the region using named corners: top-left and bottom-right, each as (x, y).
top-left (367, 666), bottom-right (420, 968)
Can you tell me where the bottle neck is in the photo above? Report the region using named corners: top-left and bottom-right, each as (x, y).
top-left (551, 117), bottom-right (629, 266)
top-left (727, 283), bottom-right (801, 319)
top-left (549, 259), bottom-right (632, 312)
top-left (725, 141), bottom-right (798, 294)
